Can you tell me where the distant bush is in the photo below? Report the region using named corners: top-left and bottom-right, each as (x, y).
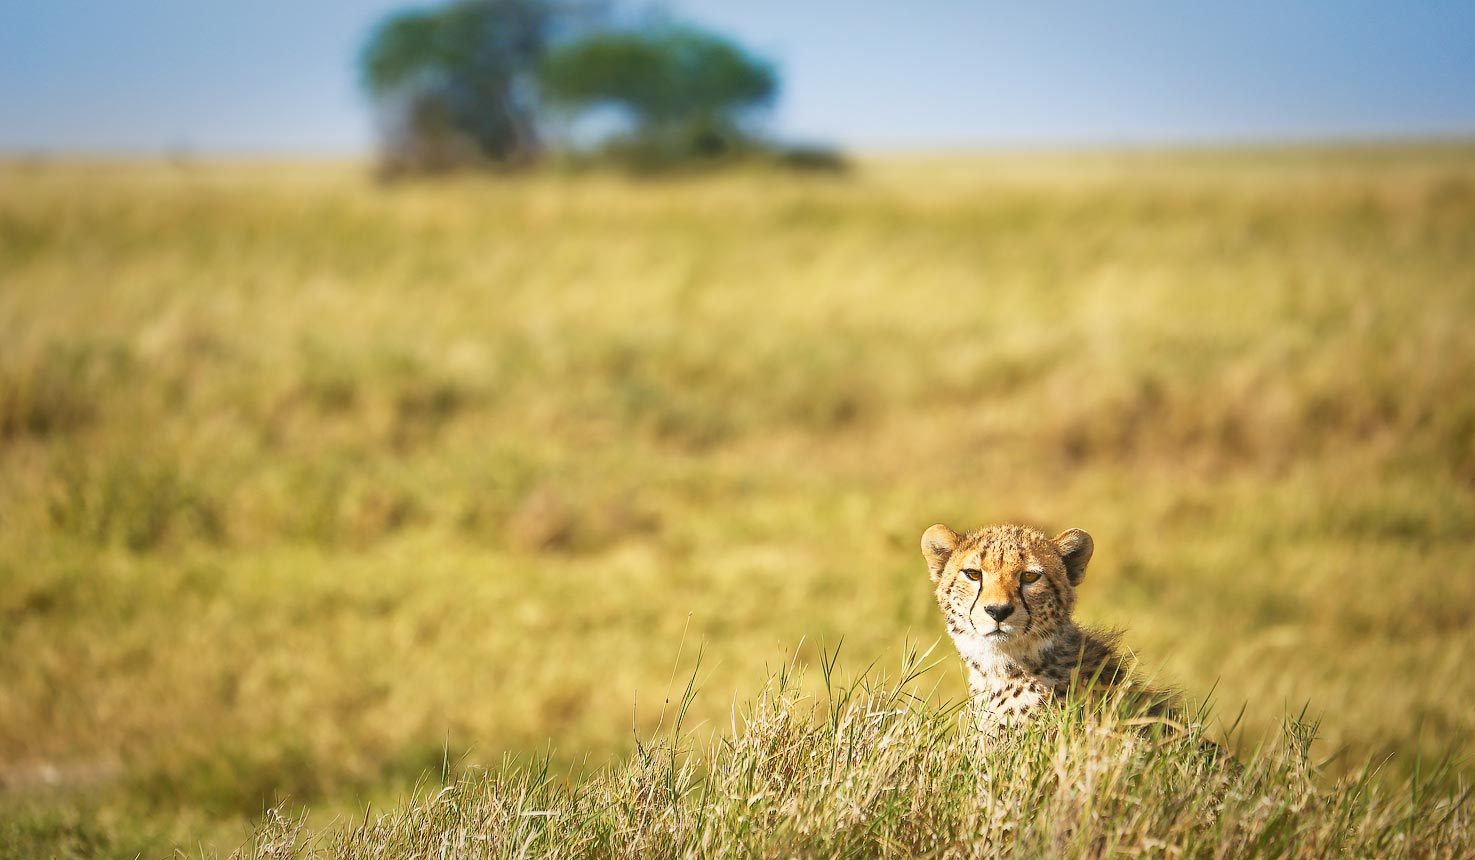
top-left (771, 142), bottom-right (849, 173)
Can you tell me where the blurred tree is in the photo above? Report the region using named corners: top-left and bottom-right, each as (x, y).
top-left (537, 26), bottom-right (778, 168)
top-left (361, 0), bottom-right (556, 174)
top-left (360, 4), bottom-right (835, 175)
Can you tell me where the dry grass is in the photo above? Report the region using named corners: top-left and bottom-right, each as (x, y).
top-left (1, 147), bottom-right (1473, 857)
top-left (236, 651), bottom-right (1472, 860)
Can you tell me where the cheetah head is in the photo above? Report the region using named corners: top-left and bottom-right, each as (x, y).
top-left (921, 523), bottom-right (1093, 660)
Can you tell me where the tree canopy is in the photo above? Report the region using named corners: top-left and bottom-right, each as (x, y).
top-left (361, 0), bottom-right (553, 171)
top-left (537, 27), bottom-right (776, 127)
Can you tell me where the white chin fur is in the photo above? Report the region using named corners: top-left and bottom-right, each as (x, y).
top-left (949, 627), bottom-right (1044, 674)
top-left (949, 628), bottom-right (1008, 668)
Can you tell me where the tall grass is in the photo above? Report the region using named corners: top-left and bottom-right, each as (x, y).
top-left (239, 650), bottom-right (1472, 860)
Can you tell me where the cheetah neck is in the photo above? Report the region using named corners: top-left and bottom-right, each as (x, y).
top-left (951, 621), bottom-right (1089, 697)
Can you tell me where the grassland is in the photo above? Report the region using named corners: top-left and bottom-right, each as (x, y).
top-left (1, 147), bottom-right (1473, 857)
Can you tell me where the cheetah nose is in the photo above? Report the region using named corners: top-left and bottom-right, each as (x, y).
top-left (982, 603), bottom-right (1014, 622)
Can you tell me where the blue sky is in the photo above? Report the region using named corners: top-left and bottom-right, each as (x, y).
top-left (1, 1), bottom-right (1473, 153)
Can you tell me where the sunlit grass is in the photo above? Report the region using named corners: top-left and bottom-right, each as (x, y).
top-left (1, 147), bottom-right (1473, 857)
top-left (240, 651), bottom-right (1472, 860)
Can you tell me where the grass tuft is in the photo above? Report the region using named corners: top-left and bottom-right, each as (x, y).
top-left (237, 653), bottom-right (1472, 860)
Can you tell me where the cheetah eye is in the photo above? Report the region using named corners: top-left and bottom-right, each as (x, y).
top-left (1020, 570), bottom-right (1042, 584)
top-left (962, 569), bottom-right (982, 582)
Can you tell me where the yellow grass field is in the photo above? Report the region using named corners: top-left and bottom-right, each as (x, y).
top-left (2, 148), bottom-right (1474, 856)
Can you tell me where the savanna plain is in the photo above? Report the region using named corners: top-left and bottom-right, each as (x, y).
top-left (1, 148), bottom-right (1473, 859)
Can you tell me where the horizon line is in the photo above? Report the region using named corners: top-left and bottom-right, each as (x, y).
top-left (5, 131), bottom-right (1475, 162)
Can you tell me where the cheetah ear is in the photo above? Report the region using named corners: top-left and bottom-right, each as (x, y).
top-left (1053, 528), bottom-right (1094, 586)
top-left (921, 524), bottom-right (960, 582)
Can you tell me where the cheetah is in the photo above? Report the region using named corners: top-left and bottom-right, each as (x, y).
top-left (922, 523), bottom-right (1156, 735)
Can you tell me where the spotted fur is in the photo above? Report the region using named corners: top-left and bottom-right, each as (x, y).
top-left (922, 523), bottom-right (1136, 735)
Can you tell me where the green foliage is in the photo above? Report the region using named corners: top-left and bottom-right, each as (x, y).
top-left (360, 0), bottom-right (553, 169)
top-left (539, 26), bottom-right (778, 169)
top-left (361, 0), bottom-right (550, 98)
top-left (538, 26), bottom-right (776, 124)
